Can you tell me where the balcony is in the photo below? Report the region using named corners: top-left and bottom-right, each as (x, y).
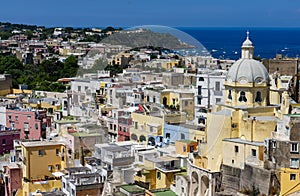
top-left (156, 163), bottom-right (181, 173)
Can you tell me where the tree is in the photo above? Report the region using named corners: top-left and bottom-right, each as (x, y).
top-left (63, 55), bottom-right (79, 77)
top-left (24, 30), bottom-right (33, 40)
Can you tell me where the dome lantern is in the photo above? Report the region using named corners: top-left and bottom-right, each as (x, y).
top-left (241, 31), bottom-right (254, 59)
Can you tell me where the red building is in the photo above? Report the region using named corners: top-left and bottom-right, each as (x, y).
top-left (117, 110), bottom-right (132, 142)
top-left (4, 163), bottom-right (22, 196)
top-left (6, 109), bottom-right (51, 140)
top-left (0, 129), bottom-right (20, 155)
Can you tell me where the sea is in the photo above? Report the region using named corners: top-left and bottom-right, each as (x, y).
top-left (177, 27), bottom-right (300, 60)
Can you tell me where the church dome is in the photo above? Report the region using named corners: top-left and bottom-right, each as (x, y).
top-left (226, 58), bottom-right (270, 83)
top-left (226, 31), bottom-right (270, 84)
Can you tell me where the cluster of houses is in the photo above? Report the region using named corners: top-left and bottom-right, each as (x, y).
top-left (1, 28), bottom-right (300, 196)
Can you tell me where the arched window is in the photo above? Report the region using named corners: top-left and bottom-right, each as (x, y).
top-left (131, 134), bottom-right (137, 141)
top-left (228, 90), bottom-right (232, 100)
top-left (238, 91), bottom-right (247, 102)
top-left (255, 91), bottom-right (262, 102)
top-left (139, 135), bottom-right (146, 142)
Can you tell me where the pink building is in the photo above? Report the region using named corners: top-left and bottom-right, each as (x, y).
top-left (117, 110), bottom-right (132, 142)
top-left (0, 129), bottom-right (20, 155)
top-left (6, 109), bottom-right (51, 140)
top-left (4, 163), bottom-right (22, 196)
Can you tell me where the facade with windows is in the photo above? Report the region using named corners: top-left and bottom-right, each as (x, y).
top-left (6, 108), bottom-right (51, 140)
top-left (20, 140), bottom-right (67, 196)
top-left (195, 69), bottom-right (226, 125)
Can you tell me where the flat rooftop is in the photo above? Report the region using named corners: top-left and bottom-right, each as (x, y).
top-left (65, 167), bottom-right (91, 173)
top-left (22, 140), bottom-right (65, 148)
top-left (120, 184), bottom-right (145, 193)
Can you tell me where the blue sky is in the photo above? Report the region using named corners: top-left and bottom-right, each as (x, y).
top-left (1, 0), bottom-right (300, 27)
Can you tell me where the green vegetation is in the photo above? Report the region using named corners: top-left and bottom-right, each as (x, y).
top-left (0, 55), bottom-right (78, 92)
top-left (102, 29), bottom-right (193, 49)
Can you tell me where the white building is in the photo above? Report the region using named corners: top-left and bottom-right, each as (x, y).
top-left (195, 69), bottom-right (227, 125)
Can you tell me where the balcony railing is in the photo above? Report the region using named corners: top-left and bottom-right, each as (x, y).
top-left (156, 163), bottom-right (181, 173)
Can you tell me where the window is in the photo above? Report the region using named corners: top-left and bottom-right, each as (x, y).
top-left (197, 97), bottom-right (202, 105)
top-left (183, 146), bottom-right (186, 152)
top-left (198, 86), bottom-right (202, 95)
top-left (153, 96), bottom-right (156, 103)
top-left (77, 86), bottom-right (81, 92)
top-left (147, 96), bottom-right (150, 102)
top-left (139, 155), bottom-right (143, 162)
top-left (55, 164), bottom-right (60, 170)
top-left (216, 98), bottom-right (221, 103)
top-left (255, 91), bottom-right (262, 102)
top-left (8, 115), bottom-right (11, 120)
top-left (85, 86), bottom-right (88, 90)
top-left (157, 171), bottom-right (161, 180)
top-left (56, 149), bottom-right (60, 155)
top-left (291, 143), bottom-right (298, 153)
top-left (251, 149), bottom-right (257, 157)
top-left (181, 133), bottom-right (185, 140)
top-left (134, 122), bottom-right (138, 129)
top-left (72, 189), bottom-right (75, 196)
top-left (185, 100), bottom-right (188, 106)
top-left (190, 146), bottom-right (194, 153)
top-left (290, 174), bottom-right (296, 181)
top-left (24, 123), bottom-right (29, 131)
top-left (228, 90), bottom-right (232, 100)
top-left (110, 124), bottom-right (112, 130)
top-left (166, 133), bottom-right (170, 138)
top-left (114, 125), bottom-right (116, 131)
top-left (38, 150), bottom-right (44, 156)
top-left (235, 146), bottom-right (239, 153)
top-left (27, 116), bottom-right (31, 120)
top-left (272, 141), bottom-right (276, 148)
top-left (35, 124), bottom-right (38, 130)
top-left (48, 165), bottom-right (52, 171)
top-left (239, 91), bottom-right (247, 102)
top-left (149, 126), bottom-right (153, 132)
top-left (215, 81), bottom-right (220, 91)
top-left (2, 139), bottom-right (6, 145)
top-left (63, 182), bottom-right (66, 189)
top-left (15, 116), bottom-right (18, 121)
top-left (199, 77), bottom-right (204, 81)
top-left (290, 158), bottom-right (299, 168)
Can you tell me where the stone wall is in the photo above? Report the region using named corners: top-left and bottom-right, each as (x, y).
top-left (240, 164), bottom-right (272, 195)
top-left (219, 164), bottom-right (274, 195)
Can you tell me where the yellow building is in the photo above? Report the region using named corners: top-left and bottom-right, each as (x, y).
top-left (196, 32), bottom-right (288, 173)
top-left (134, 155), bottom-right (182, 190)
top-left (130, 111), bottom-right (164, 144)
top-left (280, 168), bottom-right (300, 196)
top-left (160, 89), bottom-right (194, 120)
top-left (161, 59), bottom-right (180, 70)
top-left (21, 140), bottom-right (67, 196)
top-left (175, 140), bottom-right (198, 157)
top-left (110, 52), bottom-right (132, 66)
